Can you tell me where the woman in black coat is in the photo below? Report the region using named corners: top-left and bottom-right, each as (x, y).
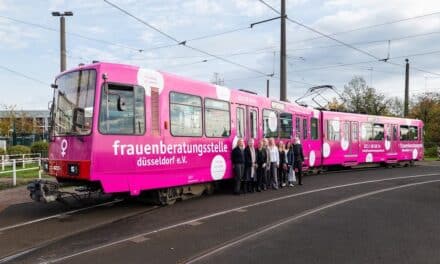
top-left (256, 139), bottom-right (267, 191)
top-left (293, 137), bottom-right (304, 185)
top-left (278, 141), bottom-right (288, 188)
top-left (286, 142), bottom-right (295, 186)
top-left (231, 138), bottom-right (245, 194)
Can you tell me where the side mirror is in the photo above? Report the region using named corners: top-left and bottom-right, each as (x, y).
top-left (117, 96), bottom-right (126, 111)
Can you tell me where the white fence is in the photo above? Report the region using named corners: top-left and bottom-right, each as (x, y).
top-left (0, 153), bottom-right (43, 186)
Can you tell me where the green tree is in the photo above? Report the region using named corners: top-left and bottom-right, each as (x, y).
top-left (409, 92), bottom-right (440, 145)
top-left (342, 76), bottom-right (391, 115)
top-left (326, 97), bottom-right (347, 111)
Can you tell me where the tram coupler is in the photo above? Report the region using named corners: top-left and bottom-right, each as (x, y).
top-left (27, 180), bottom-right (61, 203)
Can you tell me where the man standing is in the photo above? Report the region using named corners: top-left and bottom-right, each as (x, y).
top-left (293, 136), bottom-right (304, 185)
top-left (232, 138), bottom-right (245, 194)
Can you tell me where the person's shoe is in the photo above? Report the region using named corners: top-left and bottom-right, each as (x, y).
top-left (298, 183), bottom-right (303, 185)
top-left (289, 183), bottom-right (294, 187)
top-left (282, 183), bottom-right (287, 187)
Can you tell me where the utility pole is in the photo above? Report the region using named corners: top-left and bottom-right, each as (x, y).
top-left (52, 11), bottom-right (73, 72)
top-left (266, 79), bottom-right (270, 97)
top-left (404, 58), bottom-right (409, 117)
top-left (280, 0), bottom-right (287, 102)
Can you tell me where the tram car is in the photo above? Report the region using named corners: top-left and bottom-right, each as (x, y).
top-left (28, 62), bottom-right (424, 204)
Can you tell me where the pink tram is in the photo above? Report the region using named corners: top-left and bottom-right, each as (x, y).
top-left (28, 62), bottom-right (424, 204)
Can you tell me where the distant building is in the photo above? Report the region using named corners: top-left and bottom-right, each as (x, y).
top-left (0, 110), bottom-right (50, 145)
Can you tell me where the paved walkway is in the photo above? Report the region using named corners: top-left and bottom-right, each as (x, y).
top-left (0, 185), bottom-right (30, 212)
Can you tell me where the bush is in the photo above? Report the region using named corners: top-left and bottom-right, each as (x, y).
top-left (424, 146), bottom-right (438, 158)
top-left (7, 145), bottom-right (31, 155)
top-left (0, 148), bottom-right (5, 155)
top-left (30, 141), bottom-right (49, 156)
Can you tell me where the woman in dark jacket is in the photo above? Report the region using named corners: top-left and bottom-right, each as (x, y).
top-left (278, 141), bottom-right (287, 188)
top-left (286, 142), bottom-right (295, 186)
top-left (293, 136), bottom-right (304, 185)
top-left (231, 138), bottom-right (245, 194)
top-left (256, 139), bottom-right (267, 192)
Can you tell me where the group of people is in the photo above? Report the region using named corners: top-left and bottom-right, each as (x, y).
top-left (231, 136), bottom-right (304, 195)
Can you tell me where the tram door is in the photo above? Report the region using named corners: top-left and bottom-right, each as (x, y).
top-left (385, 124), bottom-right (398, 158)
top-left (350, 121), bottom-right (359, 160)
top-left (235, 105), bottom-right (259, 141)
top-left (343, 121), bottom-right (359, 162)
top-left (247, 107), bottom-right (259, 140)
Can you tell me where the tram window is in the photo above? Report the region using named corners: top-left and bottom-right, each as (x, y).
top-left (280, 113), bottom-right (292, 139)
top-left (352, 122), bottom-right (358, 141)
top-left (311, 118), bottom-right (318, 140)
top-left (237, 107), bottom-right (245, 138)
top-left (250, 110), bottom-right (258, 138)
top-left (295, 117), bottom-right (301, 138)
top-left (373, 123), bottom-right (384, 140)
top-left (327, 120), bottom-right (340, 141)
top-left (400, 125), bottom-right (408, 140)
top-left (170, 92), bottom-right (202, 137)
top-left (205, 99), bottom-right (230, 137)
top-left (361, 123), bottom-right (373, 141)
top-left (263, 109), bottom-right (278, 138)
top-left (408, 126), bottom-right (418, 140)
top-left (303, 119), bottom-right (308, 140)
top-left (99, 84), bottom-right (145, 135)
top-left (393, 126), bottom-right (398, 141)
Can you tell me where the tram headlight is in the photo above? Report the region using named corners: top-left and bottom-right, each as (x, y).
top-left (67, 163), bottom-right (79, 176)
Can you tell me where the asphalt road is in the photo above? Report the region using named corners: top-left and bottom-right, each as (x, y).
top-left (1, 162), bottom-right (440, 264)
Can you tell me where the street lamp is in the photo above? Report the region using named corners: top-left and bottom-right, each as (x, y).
top-left (52, 11), bottom-right (73, 72)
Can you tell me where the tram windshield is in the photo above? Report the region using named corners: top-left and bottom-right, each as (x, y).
top-left (53, 70), bottom-right (96, 136)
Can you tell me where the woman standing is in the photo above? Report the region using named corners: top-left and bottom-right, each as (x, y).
top-left (268, 138), bottom-right (279, 190)
top-left (293, 136), bottom-right (304, 186)
top-left (231, 138), bottom-right (245, 194)
top-left (287, 142), bottom-right (295, 187)
top-left (244, 139), bottom-right (257, 193)
top-left (278, 141), bottom-right (288, 188)
top-left (256, 139), bottom-right (267, 192)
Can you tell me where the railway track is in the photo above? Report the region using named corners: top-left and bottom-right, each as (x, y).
top-left (4, 171), bottom-right (437, 264)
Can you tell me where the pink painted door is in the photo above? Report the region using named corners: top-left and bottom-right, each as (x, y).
top-left (350, 121), bottom-right (359, 162)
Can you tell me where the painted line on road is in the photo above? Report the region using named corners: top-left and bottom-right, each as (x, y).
top-left (185, 178), bottom-right (440, 263)
top-left (40, 172), bottom-right (440, 264)
top-left (0, 199), bottom-right (124, 233)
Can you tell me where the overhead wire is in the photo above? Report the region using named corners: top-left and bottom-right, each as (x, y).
top-left (0, 65), bottom-right (50, 86)
top-left (104, 0), bottom-right (272, 76)
top-left (286, 30), bottom-right (440, 52)
top-left (291, 11), bottom-right (440, 44)
top-left (258, 0), bottom-right (440, 77)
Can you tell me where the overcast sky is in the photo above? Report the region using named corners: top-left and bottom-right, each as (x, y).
top-left (0, 0), bottom-right (439, 109)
